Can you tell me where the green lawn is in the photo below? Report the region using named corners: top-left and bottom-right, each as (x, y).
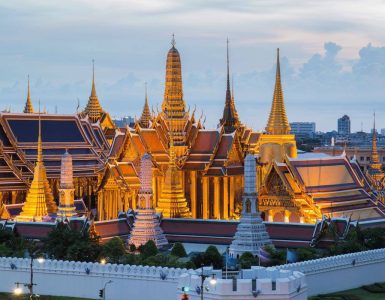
top-left (0, 293), bottom-right (95, 300)
top-left (310, 283), bottom-right (385, 300)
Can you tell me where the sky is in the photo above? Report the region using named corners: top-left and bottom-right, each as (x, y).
top-left (0, 0), bottom-right (385, 132)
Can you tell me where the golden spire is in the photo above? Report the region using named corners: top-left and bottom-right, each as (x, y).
top-left (18, 108), bottom-right (57, 221)
top-left (84, 59), bottom-right (103, 122)
top-left (23, 75), bottom-right (34, 113)
top-left (161, 34), bottom-right (186, 119)
top-left (220, 39), bottom-right (240, 133)
top-left (139, 82), bottom-right (152, 128)
top-left (265, 48), bottom-right (291, 135)
top-left (370, 112), bottom-right (381, 171)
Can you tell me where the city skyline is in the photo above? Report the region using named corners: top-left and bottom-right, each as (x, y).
top-left (1, 0), bottom-right (385, 132)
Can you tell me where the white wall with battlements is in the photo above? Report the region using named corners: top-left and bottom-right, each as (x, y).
top-left (275, 248), bottom-right (385, 296)
top-left (0, 256), bottom-right (188, 300)
top-left (177, 267), bottom-right (307, 300)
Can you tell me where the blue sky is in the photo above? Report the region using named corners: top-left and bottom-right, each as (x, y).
top-left (0, 0), bottom-right (385, 132)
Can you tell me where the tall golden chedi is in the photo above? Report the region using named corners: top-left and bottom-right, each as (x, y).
top-left (258, 49), bottom-right (297, 186)
top-left (57, 150), bottom-right (76, 218)
top-left (161, 36), bottom-right (189, 155)
top-left (157, 129), bottom-right (191, 218)
top-left (17, 114), bottom-right (57, 221)
top-left (23, 76), bottom-right (34, 113)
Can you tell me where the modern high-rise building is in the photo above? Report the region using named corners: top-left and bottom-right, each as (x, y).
top-left (290, 122), bottom-right (316, 138)
top-left (338, 115), bottom-right (351, 135)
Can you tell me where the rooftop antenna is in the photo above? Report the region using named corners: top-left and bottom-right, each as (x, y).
top-left (76, 98), bottom-right (80, 113)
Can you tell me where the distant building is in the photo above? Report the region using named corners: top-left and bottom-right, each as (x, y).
top-left (338, 115), bottom-right (351, 135)
top-left (290, 122), bottom-right (316, 138)
top-left (113, 116), bottom-right (134, 128)
top-left (381, 128), bottom-right (385, 136)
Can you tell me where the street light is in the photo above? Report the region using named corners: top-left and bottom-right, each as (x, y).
top-left (99, 280), bottom-right (112, 300)
top-left (13, 249), bottom-right (45, 298)
top-left (197, 265), bottom-right (217, 300)
top-left (13, 283), bottom-right (22, 295)
top-left (100, 258), bottom-right (107, 265)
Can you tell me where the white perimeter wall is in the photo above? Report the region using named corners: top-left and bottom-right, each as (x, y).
top-left (0, 257), bottom-right (188, 300)
top-left (275, 248), bottom-right (385, 296)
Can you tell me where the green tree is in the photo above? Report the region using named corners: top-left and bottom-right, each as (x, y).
top-left (170, 242), bottom-right (187, 258)
top-left (362, 228), bottom-right (385, 249)
top-left (203, 246), bottom-right (223, 269)
top-left (239, 252), bottom-right (257, 269)
top-left (43, 222), bottom-right (101, 262)
top-left (296, 248), bottom-right (318, 262)
top-left (140, 240), bottom-right (158, 259)
top-left (101, 237), bottom-right (126, 263)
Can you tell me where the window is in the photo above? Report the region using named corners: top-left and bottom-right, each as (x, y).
top-left (360, 157), bottom-right (364, 161)
top-left (367, 157), bottom-right (370, 161)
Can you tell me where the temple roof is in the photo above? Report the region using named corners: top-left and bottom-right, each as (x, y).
top-left (267, 155), bottom-right (385, 220)
top-left (0, 113), bottom-right (110, 191)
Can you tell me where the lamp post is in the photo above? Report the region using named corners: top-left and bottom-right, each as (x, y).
top-left (14, 249), bottom-right (45, 299)
top-left (198, 265), bottom-right (216, 300)
top-left (99, 280), bottom-right (112, 300)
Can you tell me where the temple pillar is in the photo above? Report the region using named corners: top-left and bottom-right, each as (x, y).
top-left (213, 177), bottom-right (220, 219)
top-left (267, 210), bottom-right (274, 222)
top-left (223, 176), bottom-right (229, 220)
top-left (284, 210), bottom-right (290, 223)
top-left (11, 191), bottom-right (17, 204)
top-left (229, 177), bottom-right (235, 218)
top-left (300, 216), bottom-right (305, 223)
top-left (152, 175), bottom-right (157, 209)
top-left (202, 176), bottom-right (209, 219)
top-left (190, 171), bottom-right (197, 219)
top-left (132, 190), bottom-right (137, 210)
top-left (156, 176), bottom-right (162, 206)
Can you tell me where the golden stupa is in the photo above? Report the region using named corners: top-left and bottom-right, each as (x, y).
top-left (17, 113), bottom-right (57, 221)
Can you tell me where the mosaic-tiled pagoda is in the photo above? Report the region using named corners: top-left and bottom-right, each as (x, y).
top-left (128, 153), bottom-right (168, 248)
top-left (229, 154), bottom-right (271, 258)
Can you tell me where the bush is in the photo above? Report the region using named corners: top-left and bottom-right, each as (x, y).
top-left (101, 237), bottom-right (126, 263)
top-left (128, 244), bottom-right (136, 252)
top-left (239, 252), bottom-right (257, 269)
top-left (296, 248), bottom-right (318, 262)
top-left (203, 246), bottom-right (223, 269)
top-left (170, 242), bottom-right (187, 257)
top-left (140, 240), bottom-right (158, 259)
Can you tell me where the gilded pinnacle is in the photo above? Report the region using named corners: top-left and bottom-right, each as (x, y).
top-left (265, 48), bottom-right (291, 135)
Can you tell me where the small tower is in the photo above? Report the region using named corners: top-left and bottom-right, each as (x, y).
top-left (368, 112), bottom-right (384, 184)
top-left (229, 154), bottom-right (272, 258)
top-left (23, 76), bottom-right (34, 113)
top-left (57, 150), bottom-right (76, 218)
top-left (139, 83), bottom-right (152, 128)
top-left (17, 113), bottom-right (57, 221)
top-left (219, 39), bottom-right (240, 133)
top-left (128, 153), bottom-right (168, 248)
top-left (83, 60), bottom-right (103, 122)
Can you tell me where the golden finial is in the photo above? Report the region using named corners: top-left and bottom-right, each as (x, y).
top-left (171, 33), bottom-right (176, 48)
top-left (37, 101), bottom-right (42, 164)
top-left (91, 59), bottom-right (97, 97)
